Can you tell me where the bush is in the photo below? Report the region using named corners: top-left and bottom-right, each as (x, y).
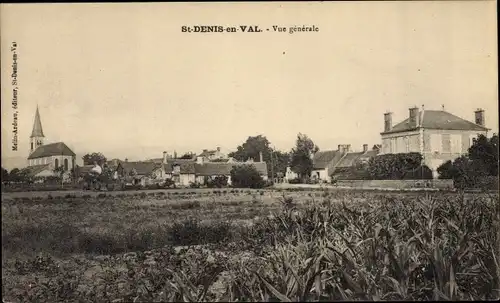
top-left (189, 181), bottom-right (202, 188)
top-left (438, 156), bottom-right (493, 189)
top-left (230, 165), bottom-right (265, 189)
top-left (368, 152), bottom-right (423, 179)
top-left (288, 178), bottom-right (302, 184)
top-left (206, 175), bottom-right (228, 188)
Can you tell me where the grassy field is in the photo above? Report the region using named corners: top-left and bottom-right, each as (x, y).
top-left (2, 188), bottom-right (499, 302)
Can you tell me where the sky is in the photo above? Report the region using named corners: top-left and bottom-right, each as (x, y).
top-left (1, 1), bottom-right (498, 170)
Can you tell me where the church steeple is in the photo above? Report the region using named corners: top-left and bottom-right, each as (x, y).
top-left (30, 106), bottom-right (45, 154)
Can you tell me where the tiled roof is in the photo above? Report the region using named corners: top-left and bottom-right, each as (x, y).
top-left (21, 164), bottom-right (51, 177)
top-left (194, 162), bottom-right (268, 176)
top-left (360, 149), bottom-right (380, 159)
top-left (121, 162), bottom-right (159, 175)
top-left (28, 142), bottom-right (76, 159)
top-left (30, 107), bottom-right (45, 138)
top-left (144, 158), bottom-right (164, 164)
top-left (382, 110), bottom-right (489, 134)
top-left (164, 159), bottom-right (196, 174)
top-left (199, 150), bottom-right (217, 157)
top-left (312, 150), bottom-right (343, 169)
top-left (106, 159), bottom-right (124, 167)
top-left (336, 152), bottom-right (364, 168)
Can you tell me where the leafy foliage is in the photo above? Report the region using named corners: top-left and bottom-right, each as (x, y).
top-left (230, 165), bottom-right (265, 188)
top-left (290, 133), bottom-right (319, 180)
top-left (206, 175), bottom-right (229, 188)
top-left (82, 152), bottom-right (107, 166)
top-left (3, 190), bottom-right (498, 302)
top-left (228, 135), bottom-right (289, 177)
top-left (1, 166), bottom-right (9, 183)
top-left (468, 134), bottom-right (499, 176)
top-left (437, 134), bottom-right (499, 189)
top-left (367, 152), bottom-right (426, 179)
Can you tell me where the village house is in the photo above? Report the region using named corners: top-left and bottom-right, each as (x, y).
top-left (155, 151), bottom-right (268, 187)
top-left (380, 106), bottom-right (490, 178)
top-left (310, 145), bottom-right (350, 182)
top-left (120, 160), bottom-right (162, 186)
top-left (76, 159), bottom-right (125, 178)
top-left (198, 147), bottom-right (227, 161)
top-left (309, 144), bottom-right (380, 182)
top-left (163, 159), bottom-right (197, 186)
top-left (24, 106), bottom-right (76, 182)
top-left (331, 144), bottom-right (380, 180)
top-left (194, 154), bottom-right (268, 186)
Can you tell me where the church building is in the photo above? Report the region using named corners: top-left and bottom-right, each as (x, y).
top-left (25, 106), bottom-right (76, 180)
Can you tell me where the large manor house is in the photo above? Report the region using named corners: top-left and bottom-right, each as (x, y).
top-left (22, 104), bottom-right (490, 184)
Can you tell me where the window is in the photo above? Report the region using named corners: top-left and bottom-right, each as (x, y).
top-left (31, 142), bottom-right (33, 150)
top-left (55, 159), bottom-right (59, 169)
top-left (382, 139), bottom-right (390, 154)
top-left (451, 134), bottom-right (462, 153)
top-left (423, 133), bottom-right (431, 152)
top-left (64, 159), bottom-right (69, 171)
top-left (430, 134), bottom-right (441, 153)
top-left (404, 136), bottom-right (410, 152)
top-left (441, 134), bottom-right (451, 153)
top-left (390, 138), bottom-right (396, 153)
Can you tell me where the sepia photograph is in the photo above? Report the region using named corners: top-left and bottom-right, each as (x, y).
top-left (1, 1), bottom-right (498, 301)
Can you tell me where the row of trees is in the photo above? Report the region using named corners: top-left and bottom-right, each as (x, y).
top-left (229, 133), bottom-right (319, 181)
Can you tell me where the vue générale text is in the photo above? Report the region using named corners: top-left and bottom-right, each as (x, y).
top-left (181, 25), bottom-right (319, 34)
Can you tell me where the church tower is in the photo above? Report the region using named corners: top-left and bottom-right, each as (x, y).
top-left (30, 106), bottom-right (45, 154)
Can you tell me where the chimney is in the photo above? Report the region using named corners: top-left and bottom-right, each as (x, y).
top-left (409, 106), bottom-right (420, 128)
top-left (363, 144), bottom-right (368, 153)
top-left (338, 144), bottom-right (342, 152)
top-left (474, 108), bottom-right (485, 126)
top-left (346, 144), bottom-right (351, 152)
top-left (162, 151), bottom-right (167, 164)
top-left (196, 156), bottom-right (204, 165)
top-left (217, 146), bottom-right (221, 152)
top-left (125, 158), bottom-right (128, 162)
top-left (259, 151), bottom-right (263, 162)
top-left (384, 112), bottom-right (392, 132)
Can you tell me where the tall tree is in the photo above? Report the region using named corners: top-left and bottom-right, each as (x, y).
top-left (229, 135), bottom-right (271, 162)
top-left (270, 150), bottom-right (290, 178)
top-left (82, 152), bottom-right (107, 166)
top-left (290, 133), bottom-right (319, 180)
top-left (468, 134), bottom-right (498, 176)
top-left (229, 135), bottom-right (290, 177)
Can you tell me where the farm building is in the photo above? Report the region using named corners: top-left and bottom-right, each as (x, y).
top-left (310, 144), bottom-right (380, 182)
top-left (193, 156), bottom-right (268, 186)
top-left (381, 106), bottom-right (490, 178)
top-left (163, 159), bottom-right (197, 186)
top-left (19, 164), bottom-right (54, 182)
top-left (331, 145), bottom-right (380, 180)
top-left (120, 161), bottom-right (163, 186)
top-left (198, 147), bottom-right (227, 161)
